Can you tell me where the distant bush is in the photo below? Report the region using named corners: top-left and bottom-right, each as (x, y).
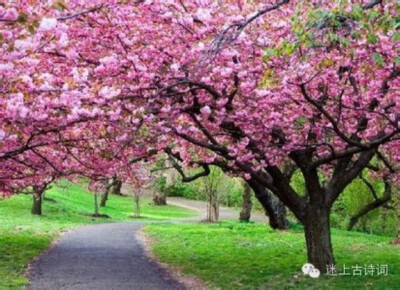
top-left (162, 168), bottom-right (249, 208)
top-left (165, 179), bottom-right (198, 200)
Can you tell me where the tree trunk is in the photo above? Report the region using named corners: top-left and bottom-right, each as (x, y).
top-left (31, 187), bottom-right (43, 215)
top-left (212, 195), bottom-right (219, 222)
top-left (247, 180), bottom-right (289, 230)
top-left (207, 193), bottom-right (219, 222)
top-left (304, 206), bottom-right (335, 272)
top-left (100, 186), bottom-right (110, 207)
top-left (94, 193), bottom-right (99, 217)
top-left (133, 196), bottom-right (140, 218)
top-left (153, 191), bottom-right (167, 205)
top-left (239, 182), bottom-right (252, 222)
top-left (111, 179), bottom-right (123, 195)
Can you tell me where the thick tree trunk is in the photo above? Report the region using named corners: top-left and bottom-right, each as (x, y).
top-left (111, 179), bottom-right (123, 195)
top-left (304, 206), bottom-right (335, 272)
top-left (31, 187), bottom-right (43, 215)
top-left (153, 191), bottom-right (167, 205)
top-left (239, 182), bottom-right (252, 222)
top-left (247, 181), bottom-right (289, 230)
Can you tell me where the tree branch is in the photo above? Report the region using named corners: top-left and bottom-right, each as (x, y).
top-left (348, 180), bottom-right (391, 230)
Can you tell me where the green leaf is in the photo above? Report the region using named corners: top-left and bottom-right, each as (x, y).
top-left (351, 31), bottom-right (361, 40)
top-left (372, 53), bottom-right (384, 66)
top-left (393, 33), bottom-right (400, 42)
top-left (367, 10), bottom-right (379, 21)
top-left (395, 57), bottom-right (400, 65)
top-left (341, 38), bottom-right (350, 47)
top-left (367, 34), bottom-right (379, 44)
top-left (351, 5), bottom-right (363, 21)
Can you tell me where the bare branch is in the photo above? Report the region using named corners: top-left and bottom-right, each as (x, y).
top-left (203, 0), bottom-right (290, 61)
top-left (57, 5), bottom-right (105, 21)
top-left (362, 0), bottom-right (383, 10)
top-left (348, 180), bottom-right (391, 230)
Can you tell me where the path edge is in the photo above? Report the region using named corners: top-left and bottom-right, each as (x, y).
top-left (24, 229), bottom-right (73, 289)
top-left (136, 226), bottom-right (206, 290)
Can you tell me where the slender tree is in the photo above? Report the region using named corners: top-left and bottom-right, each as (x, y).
top-left (239, 181), bottom-right (252, 222)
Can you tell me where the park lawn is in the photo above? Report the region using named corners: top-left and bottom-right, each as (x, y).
top-left (0, 181), bottom-right (195, 289)
top-left (145, 222), bottom-right (400, 289)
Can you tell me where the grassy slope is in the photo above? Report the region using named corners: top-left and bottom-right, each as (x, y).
top-left (0, 182), bottom-right (195, 289)
top-left (145, 222), bottom-right (400, 289)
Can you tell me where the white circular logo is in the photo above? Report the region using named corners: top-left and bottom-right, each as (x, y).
top-left (301, 263), bottom-right (320, 278)
top-left (309, 268), bottom-right (321, 278)
top-left (302, 263), bottom-right (315, 275)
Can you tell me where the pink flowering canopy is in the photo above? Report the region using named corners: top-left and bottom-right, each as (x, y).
top-left (1, 0), bottom-right (399, 191)
top-left (0, 1), bottom-right (156, 194)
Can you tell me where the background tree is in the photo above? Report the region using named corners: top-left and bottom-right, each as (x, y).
top-left (111, 177), bottom-right (123, 196)
top-left (239, 181), bottom-right (252, 223)
top-left (166, 148), bottom-right (289, 229)
top-left (133, 188), bottom-right (143, 218)
top-left (31, 178), bottom-right (55, 216)
top-left (100, 178), bottom-right (115, 208)
top-left (201, 167), bottom-right (225, 223)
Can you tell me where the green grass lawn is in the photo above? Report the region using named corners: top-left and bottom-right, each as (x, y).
top-left (145, 222), bottom-right (400, 289)
top-left (0, 182), bottom-right (195, 289)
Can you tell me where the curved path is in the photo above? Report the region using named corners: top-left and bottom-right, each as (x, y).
top-left (27, 222), bottom-right (184, 290)
top-left (27, 192), bottom-right (268, 290)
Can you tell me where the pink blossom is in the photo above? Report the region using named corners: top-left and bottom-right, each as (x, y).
top-left (39, 18), bottom-right (58, 31)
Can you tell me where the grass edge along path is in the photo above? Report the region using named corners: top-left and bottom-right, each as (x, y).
top-left (0, 181), bottom-right (196, 289)
top-left (144, 222), bottom-right (400, 290)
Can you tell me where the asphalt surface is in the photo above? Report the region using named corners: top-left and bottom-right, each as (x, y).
top-left (27, 194), bottom-right (267, 290)
top-left (27, 222), bottom-right (184, 290)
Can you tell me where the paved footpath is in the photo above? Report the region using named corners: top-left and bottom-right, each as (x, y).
top-left (27, 192), bottom-right (268, 290)
top-left (27, 222), bottom-right (184, 290)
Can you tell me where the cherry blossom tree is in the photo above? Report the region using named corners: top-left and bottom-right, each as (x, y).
top-left (63, 0), bottom-right (397, 270)
top-left (1, 1), bottom-right (153, 198)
